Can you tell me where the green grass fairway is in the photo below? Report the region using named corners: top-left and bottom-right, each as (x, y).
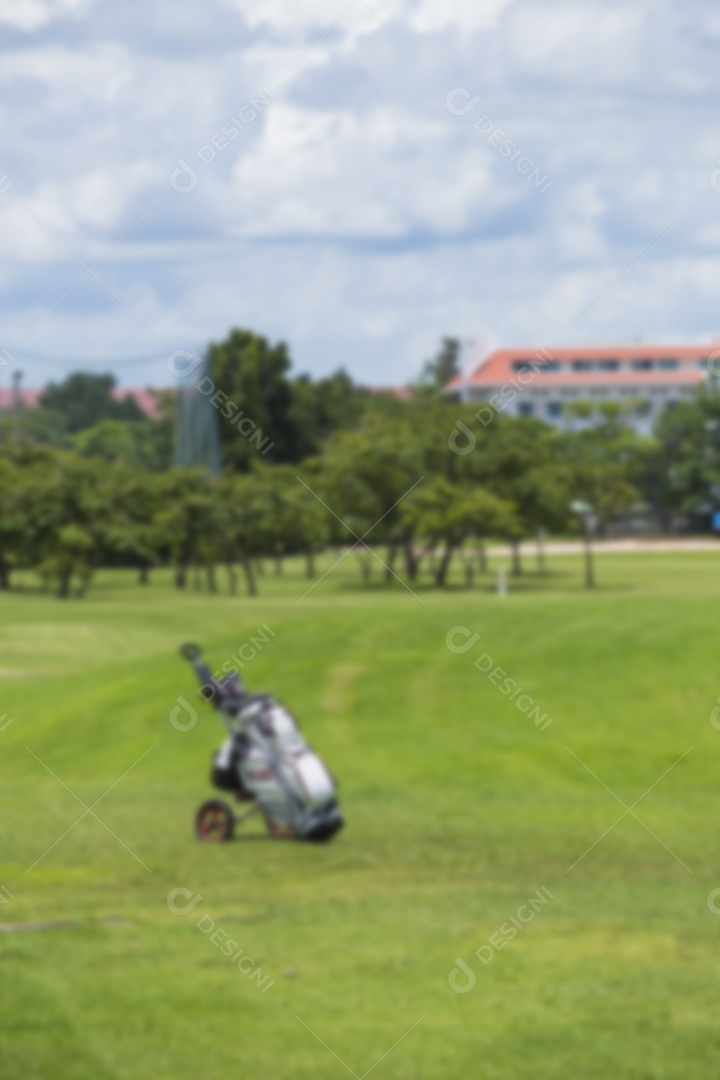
top-left (2, 552), bottom-right (720, 1079)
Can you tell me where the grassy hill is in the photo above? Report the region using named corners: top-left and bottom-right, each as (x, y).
top-left (1, 552), bottom-right (719, 1079)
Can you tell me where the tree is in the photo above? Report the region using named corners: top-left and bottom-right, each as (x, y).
top-left (649, 385), bottom-right (720, 526)
top-left (73, 415), bottom-right (173, 473)
top-left (568, 465), bottom-right (639, 588)
top-left (471, 416), bottom-right (559, 574)
top-left (0, 455), bottom-right (21, 588)
top-left (319, 417), bottom-right (425, 585)
top-left (421, 337), bottom-right (461, 390)
top-left (401, 478), bottom-right (513, 587)
top-left (153, 471), bottom-right (214, 589)
top-left (288, 370), bottom-right (369, 460)
top-left (40, 372), bottom-right (144, 434)
top-left (288, 480), bottom-right (330, 578)
top-left (208, 328), bottom-right (297, 469)
top-left (99, 467), bottom-right (163, 585)
top-left (216, 472), bottom-right (281, 595)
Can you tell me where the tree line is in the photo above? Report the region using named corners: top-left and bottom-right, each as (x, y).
top-left (2, 328), bottom-right (719, 598)
top-left (0, 397), bottom-right (638, 598)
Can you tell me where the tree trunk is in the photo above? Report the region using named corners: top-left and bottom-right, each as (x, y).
top-left (76, 564), bottom-right (93, 599)
top-left (274, 553), bottom-right (283, 576)
top-left (175, 565), bottom-right (187, 589)
top-left (226, 562), bottom-right (237, 596)
top-left (242, 557), bottom-right (257, 596)
top-left (305, 551), bottom-right (315, 579)
top-left (206, 562), bottom-right (217, 593)
top-left (57, 567), bottom-right (72, 599)
top-left (478, 538), bottom-right (487, 574)
top-left (403, 540), bottom-right (418, 582)
top-left (583, 529), bottom-right (594, 588)
top-left (462, 555), bottom-right (474, 587)
top-left (193, 564), bottom-right (202, 590)
top-left (384, 543), bottom-right (397, 583)
top-left (536, 530), bottom-right (546, 575)
top-left (435, 543), bottom-right (454, 587)
top-left (511, 541), bottom-right (522, 576)
top-left (0, 556), bottom-right (9, 590)
top-left (356, 549), bottom-right (372, 586)
top-left (429, 549), bottom-right (438, 576)
top-left (138, 564), bottom-right (149, 586)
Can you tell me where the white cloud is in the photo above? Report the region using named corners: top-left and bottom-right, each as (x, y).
top-left (0, 0), bottom-right (94, 31)
top-left (1, 0), bottom-right (720, 389)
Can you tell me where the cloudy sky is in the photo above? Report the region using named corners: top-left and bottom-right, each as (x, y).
top-left (2, 0), bottom-right (720, 388)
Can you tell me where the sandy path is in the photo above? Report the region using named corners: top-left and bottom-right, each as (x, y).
top-left (486, 538), bottom-right (720, 556)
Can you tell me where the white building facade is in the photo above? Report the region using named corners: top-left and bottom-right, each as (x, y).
top-left (448, 344), bottom-right (717, 434)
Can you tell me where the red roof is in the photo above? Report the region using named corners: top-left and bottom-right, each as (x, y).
top-left (0, 387), bottom-right (160, 418)
top-left (448, 344), bottom-right (716, 390)
top-left (368, 386), bottom-right (414, 400)
top-left (0, 388), bottom-right (42, 409)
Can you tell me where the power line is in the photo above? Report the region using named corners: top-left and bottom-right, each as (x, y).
top-left (0, 347), bottom-right (205, 368)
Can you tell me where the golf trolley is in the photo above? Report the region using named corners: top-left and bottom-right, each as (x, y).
top-left (180, 643), bottom-right (343, 843)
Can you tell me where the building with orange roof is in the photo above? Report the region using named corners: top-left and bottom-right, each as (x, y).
top-left (447, 344), bottom-right (718, 434)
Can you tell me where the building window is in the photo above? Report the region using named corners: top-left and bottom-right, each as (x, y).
top-left (572, 359), bottom-right (593, 371)
top-left (632, 358), bottom-right (653, 370)
top-left (512, 359), bottom-right (533, 372)
top-left (546, 401), bottom-right (562, 418)
top-left (540, 360), bottom-right (560, 372)
top-left (657, 358), bottom-right (678, 370)
top-left (598, 359), bottom-right (619, 371)
top-left (518, 401), bottom-right (534, 417)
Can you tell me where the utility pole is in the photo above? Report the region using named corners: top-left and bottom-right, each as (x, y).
top-left (571, 500), bottom-right (596, 589)
top-left (11, 370), bottom-right (22, 442)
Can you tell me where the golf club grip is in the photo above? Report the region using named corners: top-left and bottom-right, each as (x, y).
top-left (194, 661), bottom-right (214, 689)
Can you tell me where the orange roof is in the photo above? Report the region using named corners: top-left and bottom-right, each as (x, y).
top-left (0, 387), bottom-right (160, 417)
top-left (448, 344), bottom-right (716, 390)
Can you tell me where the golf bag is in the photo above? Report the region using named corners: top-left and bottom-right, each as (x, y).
top-left (180, 643), bottom-right (343, 842)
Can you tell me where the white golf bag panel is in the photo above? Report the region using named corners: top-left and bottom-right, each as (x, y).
top-left (229, 699), bottom-right (339, 836)
top-left (288, 752), bottom-right (335, 808)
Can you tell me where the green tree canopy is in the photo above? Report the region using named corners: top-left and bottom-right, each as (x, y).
top-left (40, 372), bottom-right (145, 434)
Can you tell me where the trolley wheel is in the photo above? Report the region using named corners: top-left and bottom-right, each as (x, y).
top-left (195, 799), bottom-right (234, 843)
